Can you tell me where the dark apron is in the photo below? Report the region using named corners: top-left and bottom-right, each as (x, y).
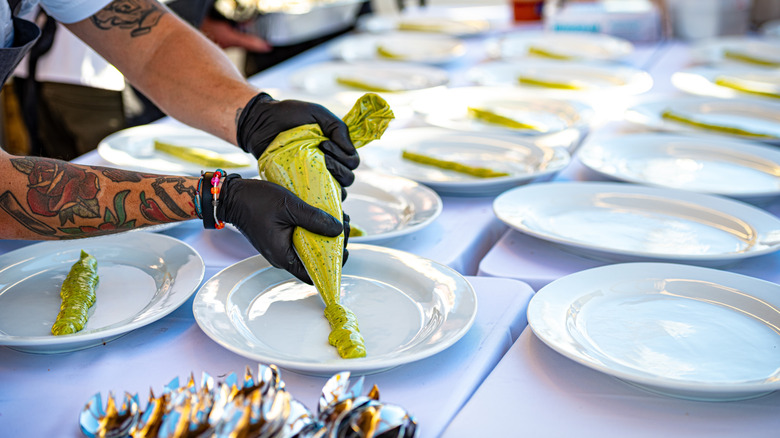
top-left (0, 13), bottom-right (41, 87)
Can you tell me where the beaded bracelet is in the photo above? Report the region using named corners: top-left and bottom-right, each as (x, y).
top-left (200, 170), bottom-right (222, 229)
top-left (194, 175), bottom-right (204, 219)
top-left (210, 169), bottom-right (226, 230)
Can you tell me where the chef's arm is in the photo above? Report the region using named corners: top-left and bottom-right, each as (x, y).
top-left (0, 149), bottom-right (199, 240)
top-left (65, 0), bottom-right (257, 145)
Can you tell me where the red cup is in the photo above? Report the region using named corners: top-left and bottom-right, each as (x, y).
top-left (512, 0), bottom-right (544, 22)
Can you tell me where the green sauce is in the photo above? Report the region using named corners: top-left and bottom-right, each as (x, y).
top-left (51, 250), bottom-right (99, 336)
top-left (527, 46), bottom-right (573, 60)
top-left (467, 107), bottom-right (543, 131)
top-left (402, 150), bottom-right (510, 178)
top-left (324, 303), bottom-right (366, 358)
top-left (349, 223), bottom-right (366, 237)
top-left (723, 49), bottom-right (780, 68)
top-left (335, 77), bottom-right (397, 93)
top-left (376, 45), bottom-right (405, 60)
top-left (154, 140), bottom-right (250, 168)
top-left (713, 76), bottom-right (780, 100)
top-left (517, 75), bottom-right (585, 90)
top-left (661, 109), bottom-right (777, 139)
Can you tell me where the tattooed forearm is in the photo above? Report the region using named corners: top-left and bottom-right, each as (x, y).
top-left (5, 154), bottom-right (198, 240)
top-left (91, 0), bottom-right (166, 37)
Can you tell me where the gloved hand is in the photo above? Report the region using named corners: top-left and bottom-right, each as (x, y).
top-left (217, 175), bottom-right (350, 284)
top-left (237, 92), bottom-right (360, 192)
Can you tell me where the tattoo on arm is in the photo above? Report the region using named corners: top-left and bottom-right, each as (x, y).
top-left (0, 191), bottom-right (56, 236)
top-left (235, 107), bottom-right (243, 128)
top-left (100, 167), bottom-right (144, 183)
top-left (11, 157), bottom-right (101, 227)
top-left (59, 190), bottom-right (136, 237)
top-left (151, 177), bottom-right (196, 219)
top-left (91, 0), bottom-right (166, 37)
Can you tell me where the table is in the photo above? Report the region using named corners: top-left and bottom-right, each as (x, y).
top-left (6, 3), bottom-right (769, 437)
top-left (0, 275), bottom-right (532, 438)
top-left (443, 327), bottom-right (780, 438)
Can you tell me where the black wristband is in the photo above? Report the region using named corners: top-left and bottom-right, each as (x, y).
top-left (201, 171), bottom-right (216, 229)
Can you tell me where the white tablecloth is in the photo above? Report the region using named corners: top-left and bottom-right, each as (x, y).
top-left (443, 327), bottom-right (780, 438)
top-left (0, 276), bottom-right (532, 438)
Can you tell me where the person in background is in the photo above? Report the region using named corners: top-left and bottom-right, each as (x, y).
top-left (10, 0), bottom-right (271, 161)
top-left (0, 0), bottom-right (357, 284)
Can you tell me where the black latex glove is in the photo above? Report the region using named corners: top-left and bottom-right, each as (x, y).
top-left (218, 176), bottom-right (349, 284)
top-left (236, 92), bottom-right (360, 192)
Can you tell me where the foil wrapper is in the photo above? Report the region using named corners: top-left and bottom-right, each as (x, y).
top-left (80, 365), bottom-right (417, 438)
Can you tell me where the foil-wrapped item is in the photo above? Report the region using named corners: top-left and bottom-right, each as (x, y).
top-left (80, 365), bottom-right (417, 438)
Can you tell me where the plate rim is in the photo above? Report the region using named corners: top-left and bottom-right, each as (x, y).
top-left (492, 181), bottom-right (780, 262)
top-left (0, 232), bottom-right (205, 350)
top-left (329, 31), bottom-right (466, 64)
top-left (487, 30), bottom-right (634, 61)
top-left (577, 132), bottom-right (780, 198)
top-left (97, 123), bottom-right (257, 177)
top-left (288, 60), bottom-right (451, 93)
top-left (346, 169), bottom-right (443, 243)
top-left (360, 126), bottom-right (572, 196)
top-left (626, 95), bottom-right (780, 142)
top-left (192, 244), bottom-right (478, 374)
top-left (466, 59), bottom-right (654, 95)
top-left (527, 262), bottom-right (780, 398)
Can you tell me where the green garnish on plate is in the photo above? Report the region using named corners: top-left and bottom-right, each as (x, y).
top-left (467, 107), bottom-right (543, 131)
top-left (527, 45), bottom-right (574, 60)
top-left (335, 76), bottom-right (398, 92)
top-left (713, 76), bottom-right (780, 99)
top-left (154, 140), bottom-right (250, 168)
top-left (402, 150), bottom-right (509, 178)
top-left (661, 109), bottom-right (778, 139)
top-left (376, 45), bottom-right (406, 60)
top-left (722, 49), bottom-right (780, 68)
top-left (517, 75), bottom-right (586, 90)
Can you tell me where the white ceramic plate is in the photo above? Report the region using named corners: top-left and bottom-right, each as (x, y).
top-left (672, 65), bottom-right (780, 101)
top-left (577, 132), bottom-right (780, 199)
top-left (192, 244), bottom-right (477, 376)
top-left (288, 61), bottom-right (449, 95)
top-left (493, 181), bottom-right (780, 264)
top-left (0, 233), bottom-right (204, 353)
top-left (360, 127), bottom-right (571, 197)
top-left (230, 170), bottom-right (443, 243)
top-left (329, 31), bottom-right (466, 64)
top-left (98, 124), bottom-right (257, 177)
top-left (486, 30), bottom-right (633, 61)
top-left (412, 86), bottom-right (593, 137)
top-left (358, 14), bottom-right (492, 36)
top-left (690, 36), bottom-right (780, 67)
top-left (466, 59), bottom-right (653, 95)
top-left (626, 96), bottom-right (780, 143)
top-left (528, 262), bottom-right (780, 401)
top-left (343, 170), bottom-right (442, 243)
